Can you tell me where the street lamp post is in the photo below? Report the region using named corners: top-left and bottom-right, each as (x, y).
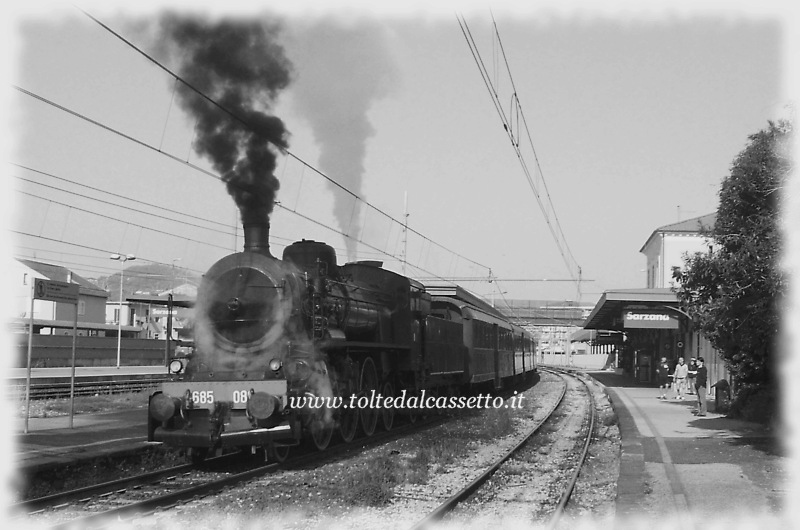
top-left (165, 258), bottom-right (181, 364)
top-left (110, 254), bottom-right (135, 368)
top-left (171, 258), bottom-right (181, 292)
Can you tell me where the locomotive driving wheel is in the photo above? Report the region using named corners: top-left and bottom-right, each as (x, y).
top-left (269, 444), bottom-right (290, 463)
top-left (381, 381), bottom-right (395, 431)
top-left (359, 357), bottom-right (379, 436)
top-left (406, 389), bottom-right (419, 423)
top-left (188, 447), bottom-right (209, 464)
top-left (309, 415), bottom-right (333, 451)
top-left (337, 378), bottom-right (359, 443)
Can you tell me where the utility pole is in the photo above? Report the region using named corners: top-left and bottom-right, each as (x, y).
top-left (402, 192), bottom-right (409, 275)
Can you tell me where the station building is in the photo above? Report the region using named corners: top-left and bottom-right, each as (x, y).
top-left (640, 213), bottom-right (715, 288)
top-left (582, 214), bottom-right (730, 391)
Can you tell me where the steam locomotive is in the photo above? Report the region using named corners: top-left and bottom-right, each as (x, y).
top-left (147, 222), bottom-right (536, 462)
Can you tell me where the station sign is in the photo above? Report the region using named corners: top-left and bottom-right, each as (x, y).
top-left (622, 310), bottom-right (678, 329)
top-left (33, 279), bottom-right (79, 304)
top-left (595, 332), bottom-right (624, 345)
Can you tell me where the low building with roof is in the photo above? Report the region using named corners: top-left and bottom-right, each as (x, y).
top-left (14, 258), bottom-right (109, 331)
top-left (11, 259), bottom-right (171, 367)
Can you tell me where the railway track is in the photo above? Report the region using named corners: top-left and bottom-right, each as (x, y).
top-left (15, 377), bottom-right (550, 528)
top-left (9, 377), bottom-right (167, 400)
top-left (13, 413), bottom-right (447, 529)
top-left (409, 368), bottom-right (597, 529)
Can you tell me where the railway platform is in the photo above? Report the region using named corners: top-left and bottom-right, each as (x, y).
top-left (588, 370), bottom-right (789, 526)
top-left (6, 365), bottom-right (168, 387)
top-left (6, 365), bottom-right (169, 379)
top-left (12, 408), bottom-right (151, 473)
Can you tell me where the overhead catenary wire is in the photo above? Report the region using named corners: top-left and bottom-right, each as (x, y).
top-left (491, 15), bottom-right (580, 274)
top-left (11, 230), bottom-right (207, 277)
top-left (14, 16), bottom-right (494, 288)
top-left (14, 172), bottom-right (235, 238)
top-left (12, 163), bottom-right (399, 264)
top-left (11, 163), bottom-right (232, 230)
top-left (14, 189), bottom-right (237, 254)
top-left (457, 13), bottom-right (583, 300)
top-left (12, 145), bottom-right (467, 289)
top-left (75, 9), bottom-right (493, 277)
top-left (7, 103), bottom-right (466, 281)
top-left (12, 10), bottom-right (531, 300)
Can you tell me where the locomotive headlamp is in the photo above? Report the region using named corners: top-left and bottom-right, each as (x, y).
top-left (168, 359), bottom-right (185, 374)
top-left (286, 360), bottom-right (312, 381)
top-left (269, 358), bottom-right (282, 372)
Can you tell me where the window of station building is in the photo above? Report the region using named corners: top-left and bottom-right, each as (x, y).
top-left (78, 299), bottom-right (86, 316)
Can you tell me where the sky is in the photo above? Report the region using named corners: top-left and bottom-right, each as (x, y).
top-left (2, 0), bottom-right (800, 523)
top-left (2, 1), bottom-right (797, 311)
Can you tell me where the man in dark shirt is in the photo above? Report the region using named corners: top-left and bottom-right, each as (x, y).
top-left (656, 356), bottom-right (670, 400)
top-left (687, 358), bottom-right (698, 395)
top-left (694, 357), bottom-right (708, 416)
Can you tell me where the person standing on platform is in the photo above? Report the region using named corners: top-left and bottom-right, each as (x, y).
top-left (687, 358), bottom-right (698, 395)
top-left (673, 357), bottom-right (689, 400)
top-left (694, 357), bottom-right (708, 416)
top-left (656, 356), bottom-right (671, 400)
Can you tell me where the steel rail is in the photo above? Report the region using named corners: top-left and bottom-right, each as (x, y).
top-left (409, 372), bottom-right (568, 530)
top-left (48, 460), bottom-right (281, 530)
top-left (545, 368), bottom-right (598, 529)
top-left (8, 377), bottom-right (167, 400)
top-left (19, 378), bottom-right (537, 527)
top-left (13, 450), bottom-right (258, 515)
top-left (14, 462), bottom-right (196, 514)
top-left (20, 413), bottom-right (446, 528)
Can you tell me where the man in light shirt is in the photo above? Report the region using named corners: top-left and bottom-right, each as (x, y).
top-left (672, 357), bottom-right (689, 400)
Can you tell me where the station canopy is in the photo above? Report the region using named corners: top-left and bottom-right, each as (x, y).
top-left (569, 328), bottom-right (624, 344)
top-left (125, 294), bottom-right (195, 308)
top-left (582, 288), bottom-right (684, 331)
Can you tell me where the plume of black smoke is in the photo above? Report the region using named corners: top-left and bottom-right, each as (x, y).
top-left (157, 15), bottom-right (335, 426)
top-left (158, 14), bottom-right (292, 226)
top-left (285, 20), bottom-right (397, 261)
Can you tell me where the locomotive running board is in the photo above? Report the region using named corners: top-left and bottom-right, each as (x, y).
top-left (317, 340), bottom-right (411, 353)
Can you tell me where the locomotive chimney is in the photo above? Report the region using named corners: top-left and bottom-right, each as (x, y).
top-left (243, 220), bottom-right (273, 257)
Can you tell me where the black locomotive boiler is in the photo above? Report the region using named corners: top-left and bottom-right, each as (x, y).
top-left (148, 222), bottom-right (536, 462)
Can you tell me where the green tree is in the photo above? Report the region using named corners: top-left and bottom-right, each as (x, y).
top-left (673, 120), bottom-right (792, 420)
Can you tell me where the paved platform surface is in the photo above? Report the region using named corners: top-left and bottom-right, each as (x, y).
top-left (13, 408), bottom-right (152, 473)
top-left (588, 370), bottom-right (790, 528)
top-left (7, 366), bottom-right (169, 384)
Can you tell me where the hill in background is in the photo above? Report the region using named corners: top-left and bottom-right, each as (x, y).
top-left (92, 263), bottom-right (200, 301)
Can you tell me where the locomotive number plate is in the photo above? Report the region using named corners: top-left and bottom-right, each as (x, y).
top-left (160, 380), bottom-right (288, 410)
